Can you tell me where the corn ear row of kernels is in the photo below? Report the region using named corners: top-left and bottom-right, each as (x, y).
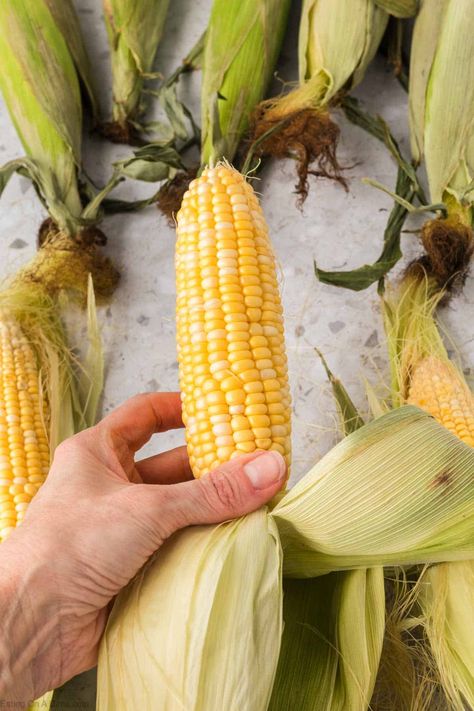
top-left (0, 315), bottom-right (50, 541)
top-left (176, 165), bottom-right (291, 478)
top-left (407, 356), bottom-right (474, 448)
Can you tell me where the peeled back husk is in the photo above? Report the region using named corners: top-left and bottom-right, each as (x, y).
top-left (0, 0), bottom-right (96, 224)
top-left (272, 406), bottom-right (474, 577)
top-left (409, 0), bottom-right (474, 211)
top-left (200, 0), bottom-right (291, 165)
top-left (103, 0), bottom-right (170, 137)
top-left (373, 0), bottom-right (418, 17)
top-left (97, 510), bottom-right (283, 711)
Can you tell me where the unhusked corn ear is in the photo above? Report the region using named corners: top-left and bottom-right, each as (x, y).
top-left (176, 164), bottom-right (291, 478)
top-left (0, 314), bottom-right (50, 541)
top-left (407, 356), bottom-right (474, 448)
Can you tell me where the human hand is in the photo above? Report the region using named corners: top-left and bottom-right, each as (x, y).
top-left (0, 392), bottom-right (286, 703)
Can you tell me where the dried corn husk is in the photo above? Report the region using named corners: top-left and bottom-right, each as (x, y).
top-left (98, 509), bottom-right (283, 711)
top-left (200, 0), bottom-right (291, 165)
top-left (249, 0), bottom-right (389, 198)
top-left (272, 407), bottom-right (474, 578)
top-left (409, 0), bottom-right (474, 214)
top-left (103, 0), bottom-right (170, 139)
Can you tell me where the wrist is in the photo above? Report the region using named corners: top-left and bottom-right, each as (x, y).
top-left (0, 528), bottom-right (62, 703)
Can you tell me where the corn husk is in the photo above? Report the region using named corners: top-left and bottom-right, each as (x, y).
top-left (200, 0), bottom-right (291, 165)
top-left (249, 0), bottom-right (389, 198)
top-left (409, 0), bottom-right (474, 216)
top-left (272, 406), bottom-right (474, 578)
top-left (416, 562), bottom-right (474, 710)
top-left (270, 568), bottom-right (385, 711)
top-left (103, 0), bottom-right (170, 137)
top-left (380, 273), bottom-right (474, 710)
top-left (0, 0), bottom-right (96, 227)
top-left (97, 509), bottom-right (283, 711)
top-left (374, 0), bottom-right (418, 17)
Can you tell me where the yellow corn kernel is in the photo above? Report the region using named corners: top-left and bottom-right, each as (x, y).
top-left (407, 356), bottom-right (474, 447)
top-left (0, 315), bottom-right (50, 541)
top-left (176, 165), bottom-right (292, 478)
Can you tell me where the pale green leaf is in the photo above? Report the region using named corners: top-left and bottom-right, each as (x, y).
top-left (98, 510), bottom-right (282, 711)
top-left (272, 407), bottom-right (474, 576)
top-left (201, 0), bottom-right (291, 164)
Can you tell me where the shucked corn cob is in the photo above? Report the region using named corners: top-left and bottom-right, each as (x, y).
top-left (176, 164), bottom-right (291, 478)
top-left (0, 315), bottom-right (49, 541)
top-left (407, 356), bottom-right (474, 447)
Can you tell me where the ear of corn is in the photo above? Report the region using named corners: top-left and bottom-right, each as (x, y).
top-left (176, 164), bottom-right (291, 478)
top-left (103, 0), bottom-right (170, 134)
top-left (98, 509), bottom-right (283, 710)
top-left (409, 0), bottom-right (474, 216)
top-left (0, 0), bottom-right (87, 223)
top-left (0, 279), bottom-right (103, 542)
top-left (272, 406), bottom-right (474, 577)
top-left (200, 0), bottom-right (291, 165)
top-left (383, 272), bottom-right (474, 709)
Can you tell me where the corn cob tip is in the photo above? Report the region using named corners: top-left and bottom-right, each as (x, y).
top-left (407, 355), bottom-right (474, 448)
top-left (248, 103), bottom-right (346, 203)
top-left (176, 164), bottom-right (291, 478)
top-left (157, 168), bottom-right (198, 224)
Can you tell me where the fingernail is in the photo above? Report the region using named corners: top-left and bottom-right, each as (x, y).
top-left (244, 451), bottom-right (286, 490)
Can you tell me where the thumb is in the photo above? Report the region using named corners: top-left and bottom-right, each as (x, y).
top-left (169, 450), bottom-right (287, 529)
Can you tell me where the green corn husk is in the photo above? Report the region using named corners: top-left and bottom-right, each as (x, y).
top-left (0, 0), bottom-right (120, 301)
top-left (270, 565), bottom-right (385, 711)
top-left (0, 0), bottom-right (92, 222)
top-left (409, 0), bottom-right (474, 288)
top-left (98, 509), bottom-right (283, 710)
top-left (410, 0), bottom-right (474, 213)
top-left (374, 0), bottom-right (418, 17)
top-left (379, 274), bottom-right (474, 710)
top-left (273, 406), bottom-right (474, 578)
top-left (249, 0), bottom-right (393, 198)
top-left (416, 562), bottom-right (474, 710)
top-left (270, 358), bottom-right (384, 711)
top-left (103, 0), bottom-right (170, 140)
top-left (200, 0), bottom-right (291, 166)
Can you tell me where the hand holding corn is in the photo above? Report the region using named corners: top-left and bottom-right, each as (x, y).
top-left (0, 392), bottom-right (285, 703)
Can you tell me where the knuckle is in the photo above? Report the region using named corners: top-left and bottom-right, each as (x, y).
top-left (202, 469), bottom-right (243, 514)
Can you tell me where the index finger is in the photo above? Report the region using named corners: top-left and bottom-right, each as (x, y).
top-left (97, 392), bottom-right (183, 454)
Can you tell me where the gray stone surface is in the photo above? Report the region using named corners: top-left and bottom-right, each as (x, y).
top-left (0, 1), bottom-right (472, 708)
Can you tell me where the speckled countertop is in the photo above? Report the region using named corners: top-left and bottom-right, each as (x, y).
top-left (0, 0), bottom-right (472, 707)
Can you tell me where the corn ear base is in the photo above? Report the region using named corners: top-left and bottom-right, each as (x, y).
top-left (103, 0), bottom-right (170, 128)
top-left (272, 407), bottom-right (474, 577)
top-left (97, 510), bottom-right (282, 711)
top-left (201, 0), bottom-right (291, 164)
